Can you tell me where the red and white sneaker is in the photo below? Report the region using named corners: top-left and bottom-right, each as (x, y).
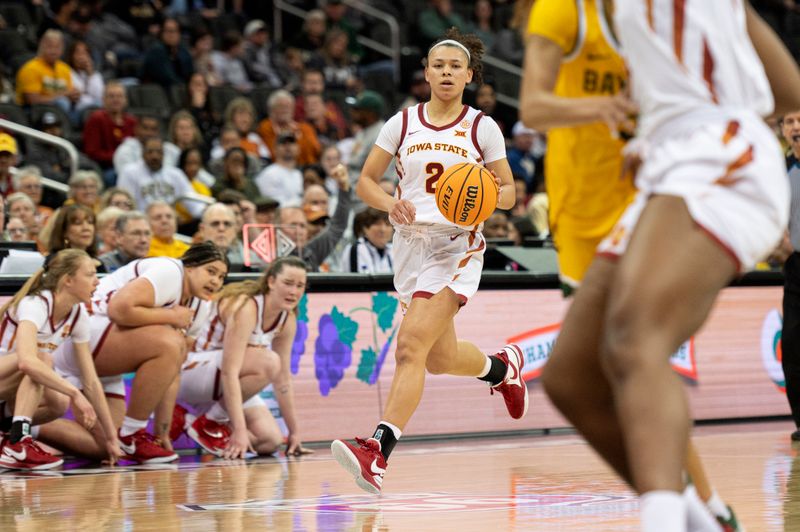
top-left (331, 437), bottom-right (387, 494)
top-left (170, 404), bottom-right (188, 442)
top-left (0, 436), bottom-right (63, 470)
top-left (119, 429), bottom-right (179, 464)
top-left (186, 415), bottom-right (231, 457)
top-left (490, 344), bottom-right (529, 419)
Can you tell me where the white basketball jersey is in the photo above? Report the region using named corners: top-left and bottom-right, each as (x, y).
top-left (0, 290), bottom-right (90, 355)
top-left (91, 257), bottom-right (184, 316)
top-left (194, 294), bottom-right (288, 352)
top-left (614, 0), bottom-right (773, 139)
top-left (375, 103), bottom-right (506, 228)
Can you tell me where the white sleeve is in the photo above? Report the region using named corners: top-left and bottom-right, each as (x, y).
top-left (173, 169), bottom-right (205, 219)
top-left (70, 305), bottom-right (91, 344)
top-left (140, 259), bottom-right (183, 307)
top-left (477, 116), bottom-right (507, 164)
top-left (115, 165), bottom-right (143, 210)
top-left (15, 296), bottom-right (48, 331)
top-left (113, 141), bottom-right (136, 174)
top-left (374, 112), bottom-right (405, 156)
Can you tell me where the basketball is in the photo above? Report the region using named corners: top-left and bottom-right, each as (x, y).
top-left (435, 162), bottom-right (498, 226)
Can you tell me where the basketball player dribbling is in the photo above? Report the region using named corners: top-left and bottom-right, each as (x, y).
top-left (541, 1), bottom-right (800, 530)
top-left (517, 0), bottom-right (740, 526)
top-left (331, 28), bottom-right (525, 494)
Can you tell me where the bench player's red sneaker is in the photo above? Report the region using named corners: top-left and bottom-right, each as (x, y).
top-left (331, 437), bottom-right (386, 494)
top-left (0, 436), bottom-right (63, 470)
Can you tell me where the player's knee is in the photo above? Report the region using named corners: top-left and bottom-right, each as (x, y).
top-left (394, 336), bottom-right (426, 367)
top-left (254, 432), bottom-right (282, 455)
top-left (47, 391), bottom-right (70, 418)
top-left (153, 329), bottom-right (187, 368)
top-left (602, 303), bottom-right (656, 384)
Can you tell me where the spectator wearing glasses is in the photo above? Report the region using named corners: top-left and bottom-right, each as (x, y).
top-left (146, 201), bottom-right (189, 258)
top-left (65, 170), bottom-right (103, 214)
top-left (6, 217), bottom-right (29, 243)
top-left (96, 206), bottom-right (125, 255)
top-left (197, 202), bottom-right (245, 270)
top-left (98, 211), bottom-right (152, 272)
top-left (100, 187), bottom-right (135, 211)
top-left (14, 166), bottom-right (54, 229)
top-left (7, 193), bottom-right (41, 245)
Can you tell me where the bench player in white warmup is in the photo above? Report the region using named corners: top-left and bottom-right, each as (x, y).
top-left (331, 28), bottom-right (526, 494)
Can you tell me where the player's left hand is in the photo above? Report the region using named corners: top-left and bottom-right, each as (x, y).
top-left (285, 434), bottom-right (314, 457)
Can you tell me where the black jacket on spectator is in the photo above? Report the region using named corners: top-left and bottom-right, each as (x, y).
top-left (294, 188), bottom-right (352, 272)
top-left (141, 42), bottom-right (195, 89)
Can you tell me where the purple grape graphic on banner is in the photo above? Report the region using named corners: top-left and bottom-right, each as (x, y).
top-left (314, 306), bottom-right (358, 396)
top-left (291, 294), bottom-right (309, 374)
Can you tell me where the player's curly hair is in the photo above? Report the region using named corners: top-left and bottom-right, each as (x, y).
top-left (424, 27), bottom-right (485, 86)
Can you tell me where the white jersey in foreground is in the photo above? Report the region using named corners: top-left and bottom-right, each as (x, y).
top-left (0, 290), bottom-right (90, 355)
top-left (375, 103), bottom-right (506, 229)
top-left (614, 0), bottom-right (773, 139)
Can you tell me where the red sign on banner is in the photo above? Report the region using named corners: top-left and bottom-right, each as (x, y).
top-left (242, 224), bottom-right (301, 267)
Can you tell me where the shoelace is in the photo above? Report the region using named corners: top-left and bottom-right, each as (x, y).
top-left (354, 437), bottom-right (379, 452)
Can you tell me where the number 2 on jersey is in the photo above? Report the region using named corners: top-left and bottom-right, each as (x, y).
top-left (425, 162), bottom-right (444, 194)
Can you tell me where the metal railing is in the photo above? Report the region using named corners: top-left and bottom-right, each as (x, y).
top-left (0, 118), bottom-right (77, 193)
top-left (272, 0), bottom-right (401, 83)
top-left (483, 55), bottom-right (522, 109)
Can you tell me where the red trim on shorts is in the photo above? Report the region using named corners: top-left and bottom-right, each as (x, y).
top-left (91, 321), bottom-right (114, 359)
top-left (454, 293), bottom-right (468, 307)
top-left (470, 112), bottom-right (485, 161)
top-left (104, 392), bottom-right (125, 400)
top-left (722, 120), bottom-right (740, 145)
top-left (694, 221), bottom-right (742, 272)
top-left (412, 291), bottom-right (435, 300)
top-left (702, 38), bottom-right (718, 103)
top-left (673, 0), bottom-right (686, 65)
top-left (418, 103), bottom-right (469, 132)
top-left (645, 0), bottom-right (654, 29)
top-left (595, 251), bottom-right (621, 261)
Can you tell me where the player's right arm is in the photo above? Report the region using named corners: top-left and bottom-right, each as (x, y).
top-left (745, 2), bottom-right (800, 115)
top-left (518, 0), bottom-right (636, 133)
top-left (356, 146), bottom-right (416, 225)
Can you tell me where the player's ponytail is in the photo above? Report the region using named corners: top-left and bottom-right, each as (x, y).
top-left (0, 249), bottom-right (91, 318)
top-left (425, 28), bottom-right (486, 86)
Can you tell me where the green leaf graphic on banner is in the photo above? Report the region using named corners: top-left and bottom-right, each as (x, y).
top-left (357, 346), bottom-right (377, 384)
top-left (331, 306), bottom-right (358, 346)
top-left (372, 292), bottom-right (398, 333)
top-left (297, 294), bottom-right (308, 322)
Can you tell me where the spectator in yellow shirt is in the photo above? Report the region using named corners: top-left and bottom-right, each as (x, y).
top-left (146, 200), bottom-right (190, 258)
top-left (16, 30), bottom-right (79, 109)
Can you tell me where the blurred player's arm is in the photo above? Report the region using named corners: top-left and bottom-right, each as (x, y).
top-left (746, 2), bottom-right (800, 115)
top-left (519, 35), bottom-right (636, 134)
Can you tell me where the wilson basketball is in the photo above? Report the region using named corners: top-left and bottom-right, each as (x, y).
top-left (435, 162), bottom-right (498, 226)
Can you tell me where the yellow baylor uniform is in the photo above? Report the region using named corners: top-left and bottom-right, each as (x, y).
top-left (528, 0), bottom-right (636, 286)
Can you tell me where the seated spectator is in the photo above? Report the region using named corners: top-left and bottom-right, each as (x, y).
top-left (347, 91), bottom-right (390, 184)
top-left (507, 121), bottom-right (539, 193)
top-left (417, 0), bottom-right (469, 48)
top-left (254, 196), bottom-right (279, 225)
top-left (242, 20), bottom-right (285, 89)
top-left (117, 137), bottom-right (204, 220)
top-left (197, 202), bottom-right (246, 270)
top-left (27, 111), bottom-right (100, 183)
top-left (257, 90), bottom-right (321, 166)
top-left (304, 204), bottom-right (330, 241)
top-left (342, 208), bottom-right (393, 273)
top-left (185, 73), bottom-right (219, 147)
top-left (255, 134), bottom-right (304, 206)
top-left (275, 163), bottom-right (351, 271)
top-left (211, 147), bottom-right (262, 200)
top-left (483, 210), bottom-right (510, 239)
top-left (100, 187), bottom-right (135, 211)
top-left (491, 9), bottom-right (525, 66)
top-left (141, 17), bottom-right (194, 90)
top-left (7, 193), bottom-right (40, 244)
top-left (303, 183), bottom-right (330, 217)
top-left (511, 176), bottom-right (529, 217)
top-left (169, 111), bottom-right (206, 156)
top-left (113, 114), bottom-right (180, 174)
top-left (178, 147), bottom-right (215, 197)
top-left (37, 0), bottom-right (77, 39)
top-left (146, 201), bottom-right (189, 258)
top-left (399, 70), bottom-right (431, 110)
top-left (14, 166), bottom-right (54, 229)
top-left (209, 127), bottom-right (262, 178)
top-left (294, 69), bottom-right (348, 139)
top-left (302, 164), bottom-right (326, 189)
top-left (96, 205), bottom-right (125, 255)
top-left (210, 32), bottom-right (252, 93)
top-left (223, 98), bottom-right (270, 161)
top-left (322, 0), bottom-right (364, 60)
top-left (98, 211), bottom-right (151, 272)
top-left (46, 204), bottom-right (101, 270)
top-left (190, 28), bottom-right (222, 87)
top-left (307, 29), bottom-right (357, 93)
top-left (16, 30), bottom-right (78, 109)
top-left (64, 170), bottom-right (103, 214)
top-left (65, 40), bottom-right (104, 122)
top-left (83, 82), bottom-right (137, 182)
top-left (292, 9), bottom-right (328, 57)
top-left (0, 133), bottom-right (17, 197)
top-left (474, 82), bottom-right (517, 138)
top-left (471, 0), bottom-right (496, 51)
top-left (304, 94), bottom-right (343, 145)
top-left (6, 217), bottom-right (28, 243)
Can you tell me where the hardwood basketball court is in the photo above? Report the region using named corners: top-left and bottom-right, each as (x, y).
top-left (0, 420), bottom-right (794, 531)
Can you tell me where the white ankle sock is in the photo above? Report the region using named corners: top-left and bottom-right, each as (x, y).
top-left (640, 490), bottom-right (687, 532)
top-left (683, 485), bottom-right (721, 532)
top-left (120, 416), bottom-right (148, 437)
top-left (12, 416), bottom-right (31, 424)
top-left (477, 356), bottom-right (492, 378)
top-left (205, 402), bottom-right (229, 423)
top-left (30, 425), bottom-right (39, 439)
top-left (704, 489), bottom-right (730, 520)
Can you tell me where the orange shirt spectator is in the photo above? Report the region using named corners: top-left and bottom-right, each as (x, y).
top-left (257, 89), bottom-right (321, 165)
